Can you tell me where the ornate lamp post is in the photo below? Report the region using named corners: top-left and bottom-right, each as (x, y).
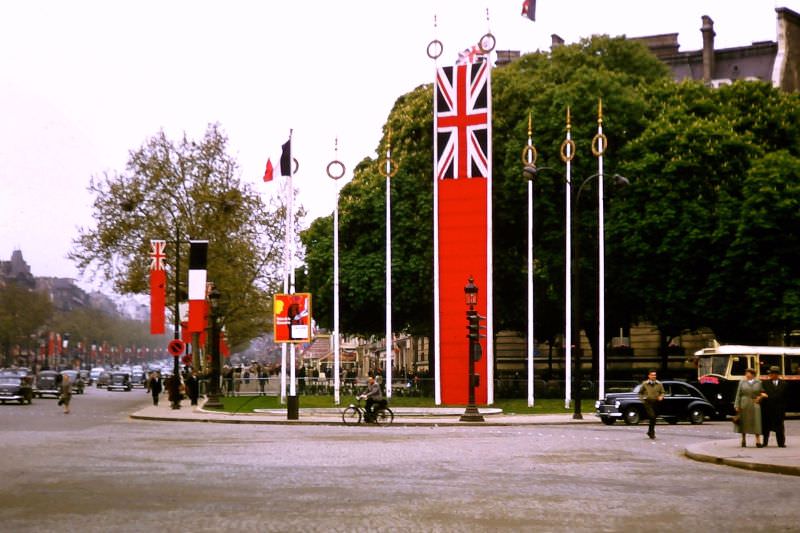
top-left (204, 283), bottom-right (223, 408)
top-left (572, 173), bottom-right (629, 419)
top-left (460, 276), bottom-right (485, 422)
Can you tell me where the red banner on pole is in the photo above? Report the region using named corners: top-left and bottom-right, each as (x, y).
top-left (149, 240), bottom-right (166, 335)
top-left (434, 60), bottom-right (492, 405)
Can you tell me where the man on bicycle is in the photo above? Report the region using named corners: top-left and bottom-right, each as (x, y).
top-left (359, 375), bottom-right (383, 422)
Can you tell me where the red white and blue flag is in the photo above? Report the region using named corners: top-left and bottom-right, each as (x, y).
top-left (149, 240), bottom-right (166, 335)
top-left (434, 58), bottom-right (493, 405)
top-left (435, 60), bottom-right (490, 180)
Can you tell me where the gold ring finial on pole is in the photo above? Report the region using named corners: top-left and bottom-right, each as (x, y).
top-left (380, 129), bottom-right (399, 178)
top-left (560, 107), bottom-right (575, 162)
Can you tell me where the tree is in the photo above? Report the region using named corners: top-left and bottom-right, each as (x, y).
top-left (70, 124), bottom-right (292, 347)
top-left (301, 36), bottom-right (669, 359)
top-left (0, 283), bottom-right (52, 366)
top-left (610, 80), bottom-right (800, 348)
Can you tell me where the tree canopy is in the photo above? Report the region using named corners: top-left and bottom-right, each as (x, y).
top-left (301, 34), bottom-right (800, 351)
top-left (71, 124), bottom-right (293, 346)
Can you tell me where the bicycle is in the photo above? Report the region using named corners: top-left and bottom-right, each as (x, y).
top-left (341, 398), bottom-right (394, 426)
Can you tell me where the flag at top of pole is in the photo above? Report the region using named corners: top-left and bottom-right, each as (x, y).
top-left (521, 0), bottom-right (536, 21)
top-left (280, 139), bottom-right (292, 177)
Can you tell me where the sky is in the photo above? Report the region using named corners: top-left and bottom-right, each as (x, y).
top-left (1, 0), bottom-right (797, 287)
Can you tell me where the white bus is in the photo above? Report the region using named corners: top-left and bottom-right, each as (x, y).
top-left (693, 342), bottom-right (800, 416)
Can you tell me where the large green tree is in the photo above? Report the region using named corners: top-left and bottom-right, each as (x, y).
top-left (301, 36), bottom-right (669, 357)
top-left (0, 283), bottom-right (52, 365)
top-left (611, 81), bottom-right (800, 349)
top-left (71, 124), bottom-right (292, 347)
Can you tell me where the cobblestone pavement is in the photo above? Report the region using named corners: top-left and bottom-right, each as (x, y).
top-left (1, 389), bottom-right (799, 532)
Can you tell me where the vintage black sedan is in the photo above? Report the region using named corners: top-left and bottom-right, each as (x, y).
top-left (595, 380), bottom-right (716, 425)
top-left (107, 371), bottom-right (132, 392)
top-left (35, 370), bottom-right (61, 398)
top-left (0, 372), bottom-right (34, 404)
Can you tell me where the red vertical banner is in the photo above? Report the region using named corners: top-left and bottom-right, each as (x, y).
top-left (434, 59), bottom-right (492, 405)
top-left (149, 240), bottom-right (167, 335)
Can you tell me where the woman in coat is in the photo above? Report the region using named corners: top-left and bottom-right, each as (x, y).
top-left (59, 374), bottom-right (72, 414)
top-left (734, 368), bottom-right (766, 447)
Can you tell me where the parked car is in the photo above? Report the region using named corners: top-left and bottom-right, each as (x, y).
top-left (35, 370), bottom-right (61, 398)
top-left (60, 370), bottom-right (85, 394)
top-left (96, 371), bottom-right (112, 388)
top-left (90, 367), bottom-right (105, 383)
top-left (107, 371), bottom-right (132, 391)
top-left (595, 380), bottom-right (716, 425)
top-left (0, 372), bottom-right (34, 404)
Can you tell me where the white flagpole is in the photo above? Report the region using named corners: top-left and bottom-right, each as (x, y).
top-left (330, 139), bottom-right (343, 405)
top-left (563, 107), bottom-right (573, 410)
top-left (596, 100), bottom-right (606, 401)
top-left (486, 59), bottom-right (494, 405)
top-left (288, 130), bottom-right (296, 398)
top-left (525, 112), bottom-right (535, 408)
top-left (385, 133), bottom-right (393, 399)
top-left (432, 39), bottom-right (442, 406)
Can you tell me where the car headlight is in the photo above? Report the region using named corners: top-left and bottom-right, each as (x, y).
top-left (594, 400), bottom-right (601, 408)
top-left (717, 394), bottom-right (723, 400)
top-left (614, 401), bottom-right (621, 408)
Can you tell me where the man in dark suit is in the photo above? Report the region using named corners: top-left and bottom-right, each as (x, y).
top-left (761, 365), bottom-right (787, 448)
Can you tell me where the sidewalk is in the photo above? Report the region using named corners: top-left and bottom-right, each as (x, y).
top-left (685, 438), bottom-right (800, 476)
top-left (129, 398), bottom-right (597, 427)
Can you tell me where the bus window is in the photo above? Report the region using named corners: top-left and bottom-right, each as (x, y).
top-left (698, 356), bottom-right (728, 376)
top-left (786, 355), bottom-right (800, 376)
top-left (758, 354), bottom-right (781, 376)
top-left (730, 356), bottom-right (750, 376)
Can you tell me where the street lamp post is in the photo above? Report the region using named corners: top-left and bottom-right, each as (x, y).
top-left (205, 284), bottom-right (223, 408)
top-left (460, 277), bottom-right (485, 422)
top-left (572, 173), bottom-right (629, 419)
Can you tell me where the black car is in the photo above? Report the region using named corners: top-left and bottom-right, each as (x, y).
top-left (35, 370), bottom-right (61, 398)
top-left (107, 371), bottom-right (132, 391)
top-left (0, 372), bottom-right (34, 404)
top-left (595, 380), bottom-right (716, 425)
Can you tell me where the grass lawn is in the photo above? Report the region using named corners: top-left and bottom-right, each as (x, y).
top-left (209, 395), bottom-right (581, 415)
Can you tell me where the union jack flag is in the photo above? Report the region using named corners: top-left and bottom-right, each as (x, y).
top-left (435, 59), bottom-right (490, 180)
top-left (149, 240), bottom-right (166, 271)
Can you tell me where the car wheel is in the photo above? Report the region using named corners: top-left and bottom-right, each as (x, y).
top-left (689, 408), bottom-right (705, 425)
top-left (623, 407), bottom-right (641, 425)
top-left (600, 416), bottom-right (615, 425)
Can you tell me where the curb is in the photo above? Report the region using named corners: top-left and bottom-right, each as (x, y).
top-left (684, 443), bottom-right (800, 477)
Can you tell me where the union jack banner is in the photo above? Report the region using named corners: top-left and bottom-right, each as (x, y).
top-left (435, 59), bottom-right (490, 180)
top-left (149, 240), bottom-right (166, 271)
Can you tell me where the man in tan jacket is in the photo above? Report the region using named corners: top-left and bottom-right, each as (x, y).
top-left (639, 370), bottom-right (665, 439)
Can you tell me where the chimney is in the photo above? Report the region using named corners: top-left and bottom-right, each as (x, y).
top-left (551, 34), bottom-right (565, 51)
top-left (701, 15), bottom-right (715, 84)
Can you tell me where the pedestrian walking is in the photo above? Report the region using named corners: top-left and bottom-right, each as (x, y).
top-left (734, 368), bottom-right (766, 448)
top-left (148, 372), bottom-right (162, 406)
top-left (761, 366), bottom-right (788, 448)
top-left (166, 373), bottom-right (182, 410)
top-left (638, 370), bottom-right (665, 439)
top-left (185, 369), bottom-right (199, 406)
top-left (58, 374), bottom-right (72, 414)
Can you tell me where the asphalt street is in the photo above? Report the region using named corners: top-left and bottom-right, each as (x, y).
top-left (1, 387), bottom-right (799, 532)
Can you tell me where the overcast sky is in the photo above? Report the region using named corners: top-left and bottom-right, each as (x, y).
top-left (1, 0), bottom-right (797, 286)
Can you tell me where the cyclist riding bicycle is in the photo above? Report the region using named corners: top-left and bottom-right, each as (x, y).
top-left (358, 375), bottom-right (383, 422)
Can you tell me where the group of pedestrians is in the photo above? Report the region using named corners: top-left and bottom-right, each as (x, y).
top-left (146, 368), bottom-right (201, 409)
top-left (734, 366), bottom-right (787, 448)
top-left (638, 367), bottom-right (788, 447)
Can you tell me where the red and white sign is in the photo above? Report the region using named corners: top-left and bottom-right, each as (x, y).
top-left (274, 293), bottom-right (312, 343)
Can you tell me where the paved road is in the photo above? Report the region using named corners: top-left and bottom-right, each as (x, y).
top-left (1, 389), bottom-right (799, 532)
